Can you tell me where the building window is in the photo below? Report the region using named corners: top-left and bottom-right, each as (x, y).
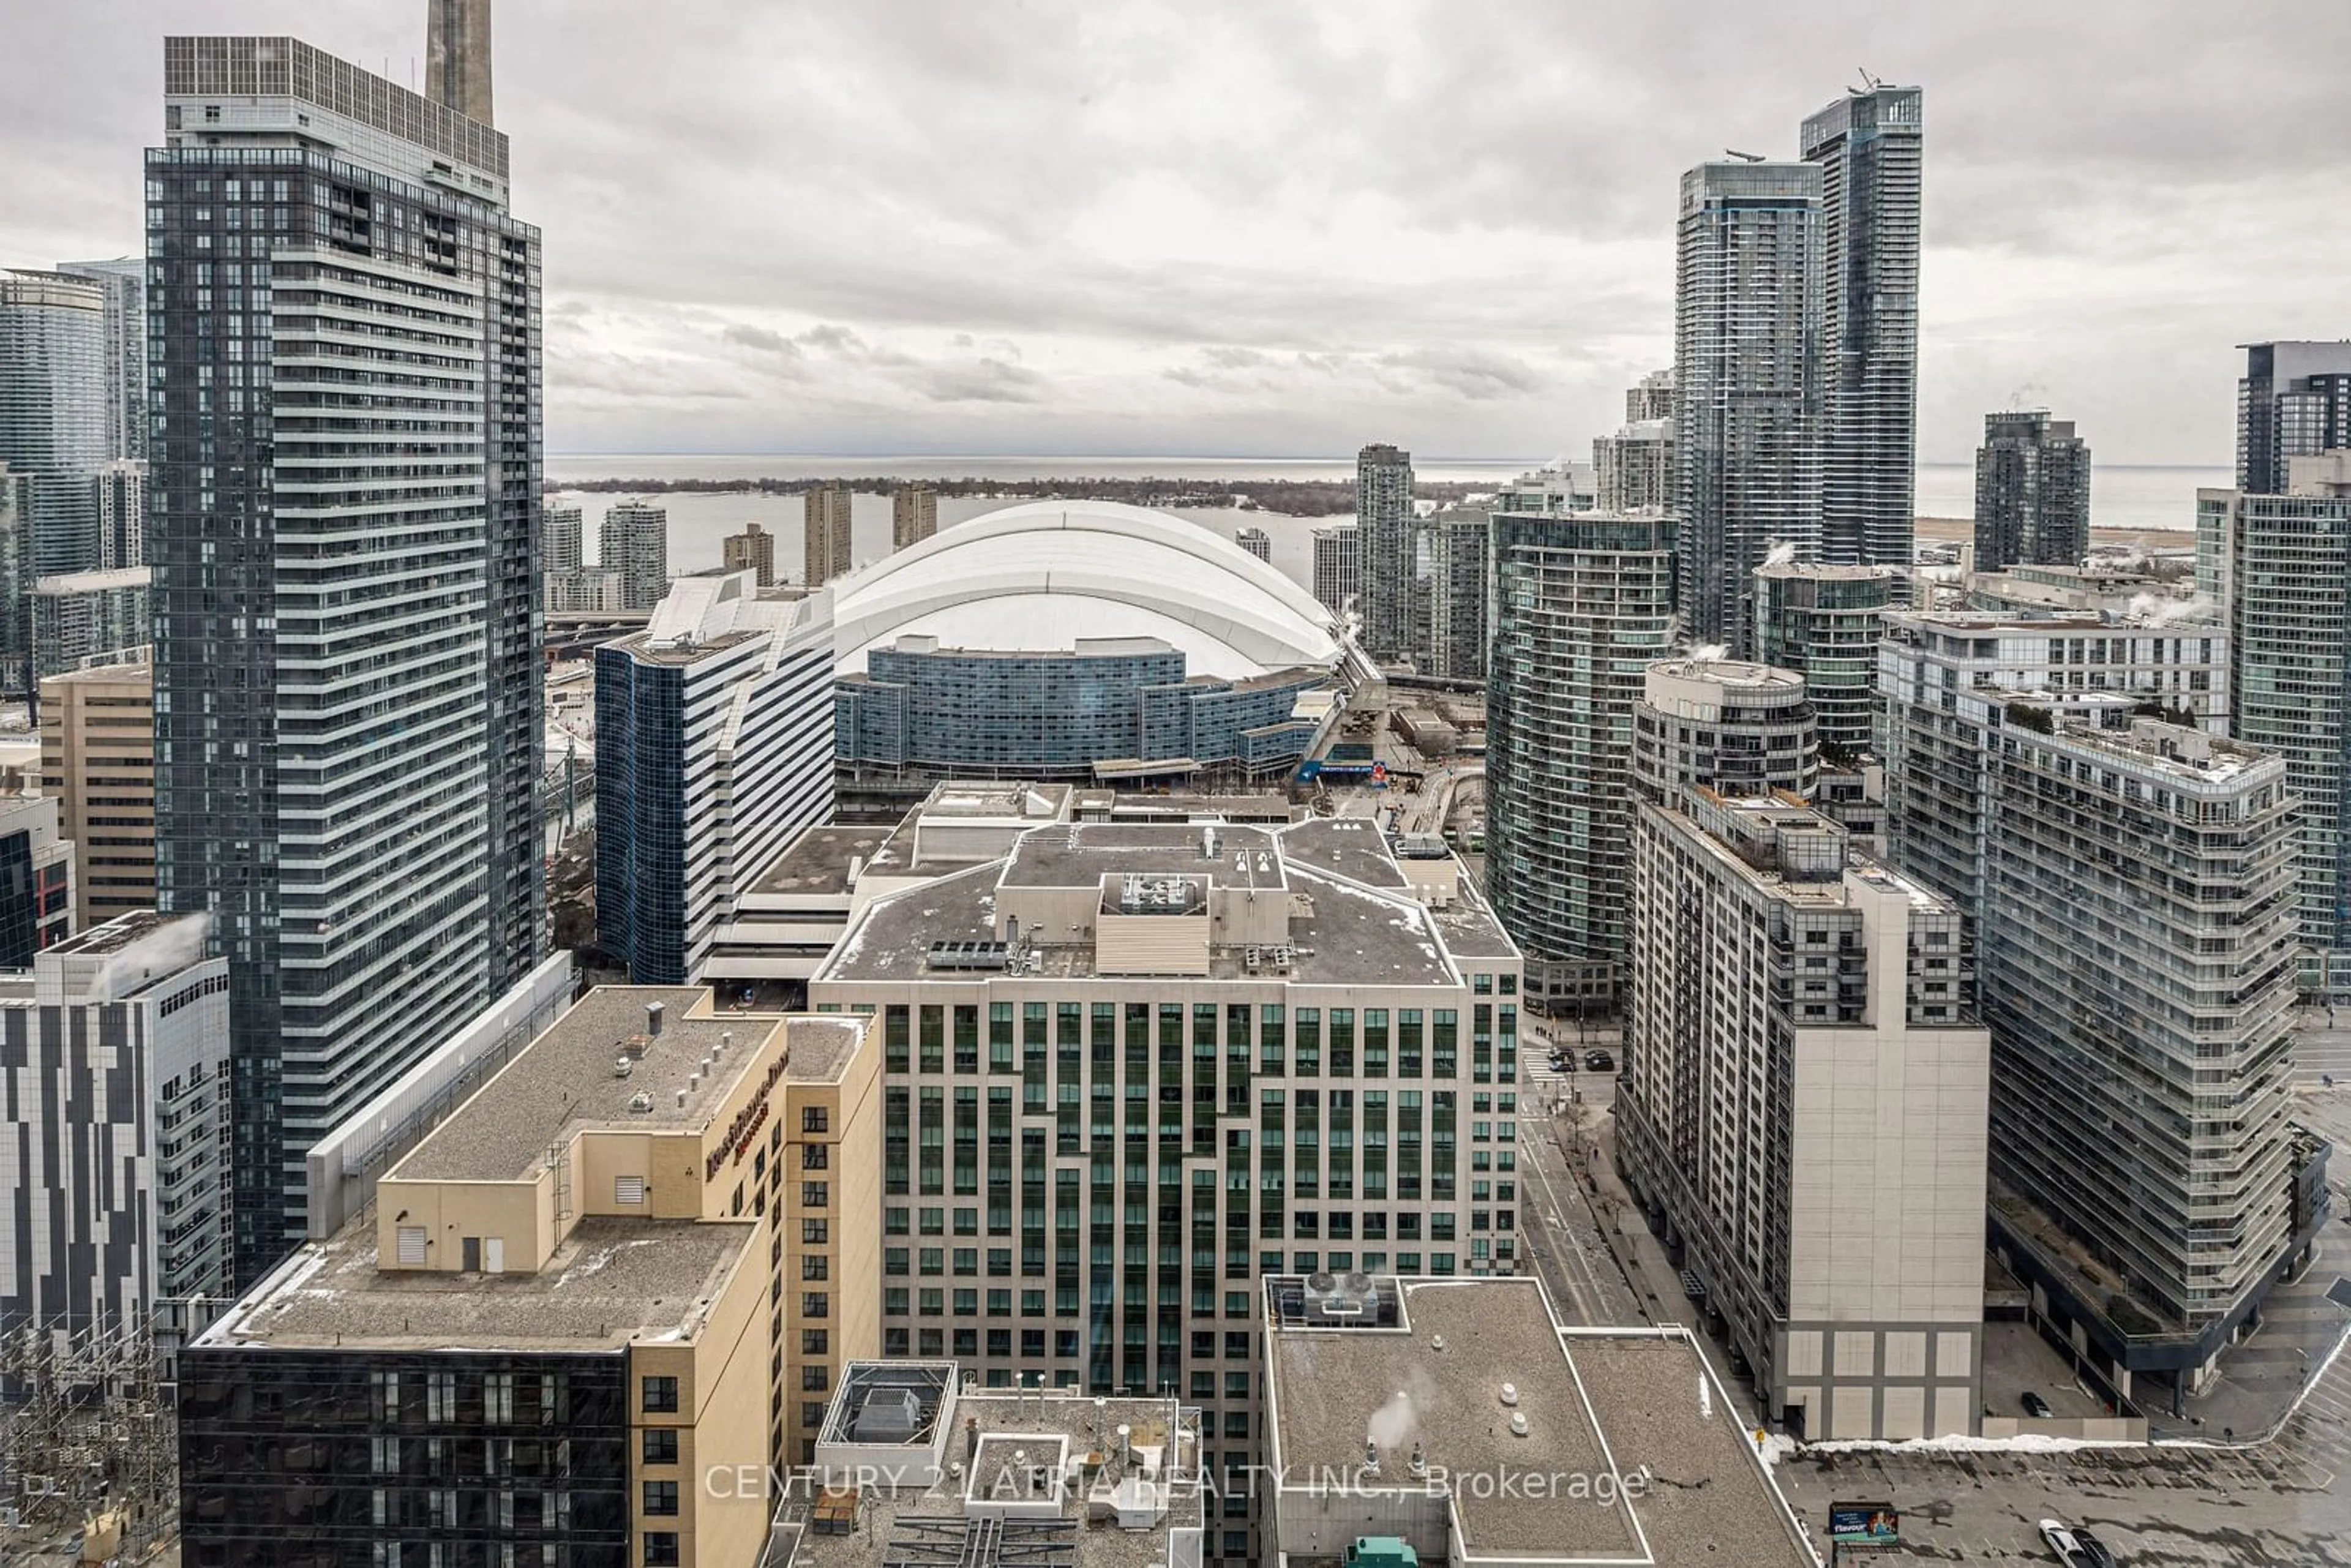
top-left (802, 1364), bottom-right (830, 1391)
top-left (642, 1375), bottom-right (679, 1414)
top-left (803, 1292), bottom-right (830, 1319)
top-left (803, 1218), bottom-right (830, 1245)
top-left (803, 1106), bottom-right (829, 1134)
top-left (803, 1255), bottom-right (830, 1281)
top-left (803, 1182), bottom-right (830, 1207)
top-left (643, 1480), bottom-right (680, 1516)
top-left (643, 1532), bottom-right (681, 1566)
top-left (643, 1428), bottom-right (678, 1466)
top-left (803, 1143), bottom-right (830, 1170)
top-left (802, 1329), bottom-right (829, 1356)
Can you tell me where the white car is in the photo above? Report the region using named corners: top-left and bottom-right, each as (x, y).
top-left (2039, 1519), bottom-right (2090, 1565)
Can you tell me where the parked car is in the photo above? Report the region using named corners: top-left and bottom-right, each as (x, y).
top-left (2039, 1519), bottom-right (2087, 1564)
top-left (2021, 1390), bottom-right (2054, 1419)
top-left (1583, 1050), bottom-right (1615, 1072)
top-left (2070, 1526), bottom-right (2119, 1567)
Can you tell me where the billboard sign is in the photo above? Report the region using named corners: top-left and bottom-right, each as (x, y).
top-left (1828, 1502), bottom-right (1899, 1545)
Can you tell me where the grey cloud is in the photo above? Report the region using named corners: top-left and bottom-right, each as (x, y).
top-left (918, 357), bottom-right (1046, 405)
top-left (8, 0), bottom-right (2350, 460)
top-left (721, 323), bottom-right (803, 357)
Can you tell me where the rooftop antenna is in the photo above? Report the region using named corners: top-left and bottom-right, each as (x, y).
top-left (1856, 66), bottom-right (1884, 91)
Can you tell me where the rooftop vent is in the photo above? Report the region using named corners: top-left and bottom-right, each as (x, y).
top-left (628, 1091), bottom-right (653, 1114)
top-left (645, 1002), bottom-right (666, 1037)
top-left (612, 1055), bottom-right (634, 1078)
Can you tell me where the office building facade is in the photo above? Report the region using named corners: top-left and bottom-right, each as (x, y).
top-left (40, 662), bottom-right (156, 928)
top-left (0, 793), bottom-right (77, 966)
top-left (1754, 563), bottom-right (1892, 752)
top-left (1485, 511), bottom-right (1676, 1011)
top-left (0, 913), bottom-right (233, 1346)
top-left (597, 574), bottom-right (834, 985)
top-left (179, 994), bottom-right (879, 1565)
top-left (601, 501), bottom-right (669, 610)
top-left (891, 484), bottom-right (938, 550)
top-left (56, 258), bottom-right (148, 465)
top-left (1978, 714), bottom-right (2303, 1395)
top-left (1310, 522), bottom-right (1357, 617)
top-left (722, 520), bottom-right (777, 586)
top-left (2238, 341), bottom-right (2351, 496)
top-left (805, 480), bottom-right (854, 587)
top-left (1974, 410), bottom-right (2091, 571)
top-left (809, 815), bottom-right (1521, 1558)
top-left (150, 32), bottom-right (544, 1278)
top-left (1804, 85), bottom-right (1923, 577)
top-left (2208, 464), bottom-right (2351, 983)
top-left (1619, 791), bottom-right (1987, 1440)
top-left (1356, 443), bottom-right (1417, 663)
top-left (1676, 162), bottom-right (1824, 655)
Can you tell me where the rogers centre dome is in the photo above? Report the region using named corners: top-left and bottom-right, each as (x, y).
top-left (830, 500), bottom-right (1343, 680)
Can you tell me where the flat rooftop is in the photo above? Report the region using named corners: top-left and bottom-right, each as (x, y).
top-left (388, 990), bottom-right (861, 1183)
top-left (789, 1367), bottom-right (1202, 1568)
top-left (197, 1214), bottom-right (754, 1354)
top-left (1264, 1277), bottom-right (1812, 1568)
top-left (46, 910), bottom-right (182, 956)
top-left (751, 823), bottom-right (894, 898)
top-left (1278, 817), bottom-right (1410, 890)
top-left (1000, 823), bottom-right (1288, 891)
top-left (822, 860), bottom-right (1464, 988)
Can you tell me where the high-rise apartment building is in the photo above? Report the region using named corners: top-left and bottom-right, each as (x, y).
top-left (1630, 656), bottom-right (1819, 803)
top-left (2238, 341), bottom-right (2351, 495)
top-left (92, 459), bottom-right (145, 571)
top-left (1676, 162), bottom-right (1824, 655)
top-left (542, 501), bottom-right (583, 571)
top-left (1594, 401), bottom-right (1676, 516)
top-left (1877, 609), bottom-right (2229, 913)
top-left (1619, 790), bottom-right (1987, 1439)
top-left (1977, 713), bottom-right (2304, 1397)
top-left (40, 662), bottom-right (155, 928)
top-left (1754, 563), bottom-right (1892, 752)
top-left (804, 479), bottom-right (855, 587)
top-left (891, 483), bottom-right (939, 550)
top-left (1624, 366), bottom-right (1676, 423)
top-left (1974, 410), bottom-right (2091, 571)
top-left (808, 811), bottom-right (1522, 1550)
top-left (600, 501), bottom-right (669, 610)
top-left (1234, 525), bottom-right (1272, 563)
top-left (722, 519), bottom-right (778, 585)
top-left (0, 271), bottom-right (109, 582)
top-left (1425, 506), bottom-right (1490, 681)
top-left (1486, 511), bottom-right (1676, 1011)
top-left (1355, 443), bottom-right (1417, 663)
top-left (1310, 521), bottom-right (1358, 617)
top-left (596, 573), bottom-right (834, 985)
top-left (150, 29), bottom-right (544, 1277)
top-left (2207, 457), bottom-right (2351, 985)
top-left (179, 994), bottom-right (879, 1564)
top-left (0, 913), bottom-right (232, 1348)
top-left (57, 258), bottom-right (148, 464)
top-left (544, 566), bottom-right (627, 614)
top-left (1804, 85), bottom-right (1923, 578)
top-left (32, 566), bottom-right (149, 678)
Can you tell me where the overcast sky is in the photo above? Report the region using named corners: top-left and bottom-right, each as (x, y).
top-left (6, 1), bottom-right (2347, 462)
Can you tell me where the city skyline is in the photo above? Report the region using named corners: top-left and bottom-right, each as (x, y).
top-left (5, 2), bottom-right (2346, 464)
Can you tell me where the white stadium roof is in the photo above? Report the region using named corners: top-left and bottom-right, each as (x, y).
top-left (830, 500), bottom-right (1342, 680)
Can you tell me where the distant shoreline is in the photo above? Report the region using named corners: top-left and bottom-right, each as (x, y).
top-left (539, 473), bottom-right (1487, 519)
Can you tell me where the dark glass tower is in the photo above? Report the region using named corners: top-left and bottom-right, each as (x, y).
top-left (149, 32), bottom-right (543, 1280)
top-left (1675, 162), bottom-right (1823, 657)
top-left (1355, 443), bottom-right (1416, 664)
top-left (1973, 410), bottom-right (2091, 570)
top-left (2237, 341), bottom-right (2351, 496)
top-left (1802, 86), bottom-right (1923, 582)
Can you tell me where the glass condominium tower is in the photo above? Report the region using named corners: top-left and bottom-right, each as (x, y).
top-left (1802, 86), bottom-right (1922, 581)
top-left (1675, 161), bottom-right (1823, 658)
top-left (150, 29), bottom-right (544, 1278)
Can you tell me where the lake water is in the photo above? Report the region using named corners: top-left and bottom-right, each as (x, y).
top-left (547, 456), bottom-right (2228, 594)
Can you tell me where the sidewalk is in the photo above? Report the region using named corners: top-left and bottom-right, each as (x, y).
top-left (2144, 1240), bottom-right (2351, 1444)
